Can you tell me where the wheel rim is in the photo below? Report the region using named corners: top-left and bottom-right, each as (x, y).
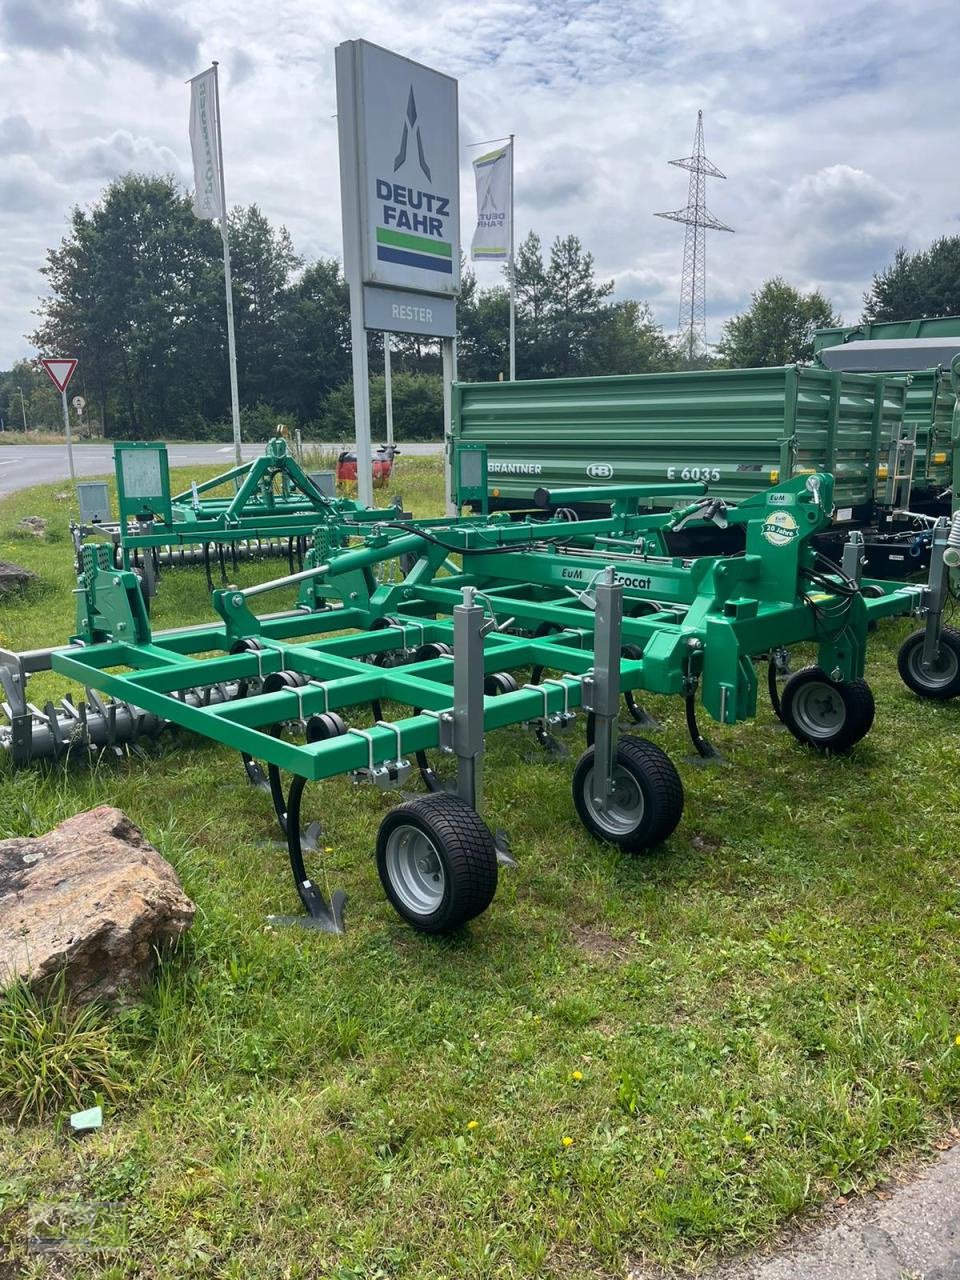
top-left (908, 640), bottom-right (959, 689)
top-left (582, 762), bottom-right (645, 836)
top-left (792, 681), bottom-right (846, 739)
top-left (384, 824), bottom-right (446, 916)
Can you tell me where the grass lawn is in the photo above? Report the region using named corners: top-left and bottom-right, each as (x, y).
top-left (1, 455), bottom-right (960, 1279)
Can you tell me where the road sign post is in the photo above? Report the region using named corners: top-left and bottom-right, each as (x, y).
top-left (41, 358), bottom-right (79, 481)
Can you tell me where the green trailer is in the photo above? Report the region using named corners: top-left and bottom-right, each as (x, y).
top-left (813, 317), bottom-right (960, 508)
top-left (451, 364), bottom-right (905, 515)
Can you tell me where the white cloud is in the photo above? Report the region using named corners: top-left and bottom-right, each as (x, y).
top-left (0, 0), bottom-right (958, 365)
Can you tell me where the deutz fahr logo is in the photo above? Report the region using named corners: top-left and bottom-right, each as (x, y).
top-left (761, 510), bottom-right (799, 547)
top-left (374, 84), bottom-right (453, 278)
top-left (586, 463), bottom-right (614, 479)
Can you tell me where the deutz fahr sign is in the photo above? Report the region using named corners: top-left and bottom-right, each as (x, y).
top-left (336, 39), bottom-right (460, 332)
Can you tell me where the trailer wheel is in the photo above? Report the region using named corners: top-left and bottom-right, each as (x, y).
top-left (897, 628), bottom-right (960, 700)
top-left (781, 667), bottom-right (875, 752)
top-left (572, 735), bottom-right (683, 852)
top-left (376, 794), bottom-right (498, 932)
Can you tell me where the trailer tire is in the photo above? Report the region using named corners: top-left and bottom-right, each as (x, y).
top-left (572, 735), bottom-right (683, 852)
top-left (781, 666), bottom-right (875, 752)
top-left (376, 794), bottom-right (498, 932)
top-left (897, 628), bottom-right (960, 700)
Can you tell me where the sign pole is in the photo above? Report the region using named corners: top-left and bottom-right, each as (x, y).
top-left (61, 389), bottom-right (75, 480)
top-left (508, 134), bottom-right (516, 381)
top-left (442, 337), bottom-right (456, 515)
top-left (384, 334), bottom-right (394, 447)
top-left (211, 62), bottom-right (243, 468)
top-left (350, 303), bottom-right (374, 508)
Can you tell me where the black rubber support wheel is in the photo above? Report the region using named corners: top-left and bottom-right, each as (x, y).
top-left (780, 666), bottom-right (875, 753)
top-left (897, 627), bottom-right (960, 701)
top-left (376, 793), bottom-right (498, 933)
top-left (571, 734), bottom-right (684, 853)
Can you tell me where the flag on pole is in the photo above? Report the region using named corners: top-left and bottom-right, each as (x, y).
top-left (189, 68), bottom-right (223, 220)
top-left (470, 141), bottom-right (512, 261)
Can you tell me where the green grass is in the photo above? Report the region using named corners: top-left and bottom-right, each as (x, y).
top-left (1, 458), bottom-right (960, 1277)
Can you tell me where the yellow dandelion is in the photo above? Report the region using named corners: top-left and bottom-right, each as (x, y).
top-left (571, 1070), bottom-right (583, 1082)
top-left (955, 1035), bottom-right (960, 1046)
top-left (562, 1136), bottom-right (574, 1148)
top-left (744, 1134), bottom-right (755, 1144)
top-left (466, 1120), bottom-right (478, 1131)
top-left (324, 846), bottom-right (334, 854)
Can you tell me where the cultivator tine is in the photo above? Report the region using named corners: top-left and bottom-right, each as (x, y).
top-left (683, 693), bottom-right (725, 765)
top-left (266, 775), bottom-right (346, 934)
top-left (494, 829), bottom-right (517, 868)
top-left (622, 692), bottom-right (662, 730)
top-left (241, 753), bottom-right (271, 791)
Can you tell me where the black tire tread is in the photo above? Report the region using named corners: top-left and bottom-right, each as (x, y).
top-left (897, 627), bottom-right (960, 701)
top-left (781, 665), bottom-right (875, 753)
top-left (572, 733), bottom-right (683, 853)
top-left (377, 793), bottom-right (498, 932)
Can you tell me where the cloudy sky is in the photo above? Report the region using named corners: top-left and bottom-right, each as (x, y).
top-left (0, 0), bottom-right (957, 365)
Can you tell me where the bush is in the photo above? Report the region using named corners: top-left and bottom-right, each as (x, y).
top-left (319, 372), bottom-right (442, 442)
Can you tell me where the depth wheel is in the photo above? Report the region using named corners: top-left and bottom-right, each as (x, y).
top-left (897, 628), bottom-right (960, 700)
top-left (781, 666), bottom-right (875, 752)
top-left (572, 735), bottom-right (683, 852)
top-left (376, 794), bottom-right (498, 933)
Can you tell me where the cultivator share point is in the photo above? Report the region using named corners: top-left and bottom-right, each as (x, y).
top-left (3, 472), bottom-right (957, 931)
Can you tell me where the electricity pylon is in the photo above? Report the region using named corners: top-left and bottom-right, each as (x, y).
top-left (655, 110), bottom-right (733, 363)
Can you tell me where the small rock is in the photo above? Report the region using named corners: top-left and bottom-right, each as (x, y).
top-left (0, 806), bottom-right (195, 1004)
top-left (17, 516), bottom-right (47, 537)
top-left (0, 560), bottom-right (37, 595)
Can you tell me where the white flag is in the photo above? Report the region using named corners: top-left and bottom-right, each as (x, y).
top-left (189, 68), bottom-right (223, 220)
top-left (471, 141), bottom-right (512, 261)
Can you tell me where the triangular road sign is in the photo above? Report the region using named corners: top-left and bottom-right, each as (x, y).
top-left (40, 357), bottom-right (78, 393)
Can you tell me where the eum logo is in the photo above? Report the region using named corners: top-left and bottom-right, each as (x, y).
top-left (586, 463), bottom-right (614, 479)
top-left (393, 87), bottom-right (431, 181)
top-left (375, 84), bottom-right (453, 278)
top-left (761, 510), bottom-right (799, 547)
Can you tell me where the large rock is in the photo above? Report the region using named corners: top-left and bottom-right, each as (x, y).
top-left (0, 807), bottom-right (194, 1003)
top-left (0, 560), bottom-right (37, 595)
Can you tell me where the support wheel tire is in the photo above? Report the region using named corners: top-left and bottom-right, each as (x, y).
top-left (781, 666), bottom-right (875, 752)
top-left (376, 794), bottom-right (498, 933)
top-left (897, 628), bottom-right (960, 700)
top-left (572, 735), bottom-right (683, 853)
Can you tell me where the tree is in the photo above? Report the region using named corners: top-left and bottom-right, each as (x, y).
top-left (542, 235), bottom-right (614, 375)
top-left (716, 278), bottom-right (840, 367)
top-left (320, 372), bottom-right (442, 441)
top-left (592, 300), bottom-right (678, 375)
top-left (31, 174), bottom-right (225, 436)
top-left (457, 270), bottom-right (510, 381)
top-left (863, 238), bottom-right (960, 322)
top-left (228, 206), bottom-right (303, 406)
top-left (274, 258), bottom-right (352, 421)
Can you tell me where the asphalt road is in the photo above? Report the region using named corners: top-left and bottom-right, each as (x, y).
top-left (0, 439), bottom-right (444, 499)
top-left (690, 1141), bottom-right (960, 1280)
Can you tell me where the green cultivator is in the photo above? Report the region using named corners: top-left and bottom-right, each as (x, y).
top-left (36, 472), bottom-right (956, 935)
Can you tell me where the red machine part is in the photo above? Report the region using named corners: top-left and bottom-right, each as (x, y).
top-left (337, 446), bottom-right (398, 488)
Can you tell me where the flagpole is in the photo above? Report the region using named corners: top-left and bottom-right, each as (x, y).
top-left (508, 133), bottom-right (516, 381)
top-left (211, 62), bottom-right (242, 467)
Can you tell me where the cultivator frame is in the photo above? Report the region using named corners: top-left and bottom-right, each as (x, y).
top-left (36, 472), bottom-right (948, 934)
top-left (71, 435), bottom-right (371, 597)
